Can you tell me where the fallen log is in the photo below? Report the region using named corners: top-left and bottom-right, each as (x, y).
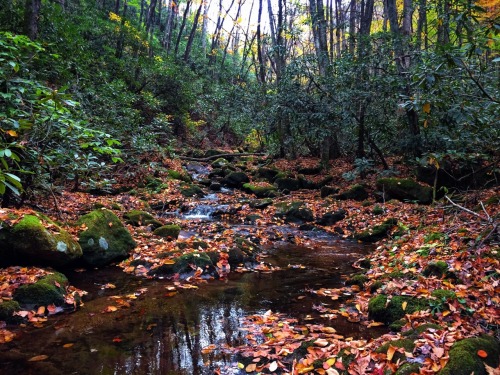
top-left (179, 153), bottom-right (268, 162)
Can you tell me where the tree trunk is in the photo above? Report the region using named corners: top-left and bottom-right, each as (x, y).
top-left (256, 0), bottom-right (266, 83)
top-left (183, 0), bottom-right (203, 62)
top-left (348, 0), bottom-right (356, 55)
top-left (24, 0), bottom-right (41, 40)
top-left (174, 0), bottom-right (192, 56)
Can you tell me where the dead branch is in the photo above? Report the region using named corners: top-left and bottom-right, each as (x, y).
top-left (179, 153), bottom-right (267, 162)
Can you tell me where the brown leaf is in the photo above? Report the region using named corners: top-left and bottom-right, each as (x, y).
top-left (28, 355), bottom-right (49, 362)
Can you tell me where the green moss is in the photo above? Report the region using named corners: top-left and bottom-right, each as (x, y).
top-left (14, 273), bottom-right (68, 307)
top-left (368, 295), bottom-right (427, 324)
top-left (355, 218), bottom-right (398, 243)
top-left (389, 319), bottom-right (407, 332)
top-left (336, 184), bottom-right (368, 201)
top-left (422, 261), bottom-right (449, 277)
top-left (345, 274), bottom-right (368, 288)
top-left (211, 158), bottom-right (229, 168)
top-left (0, 300), bottom-right (21, 323)
top-left (320, 186), bottom-right (339, 198)
top-left (173, 252), bottom-right (213, 274)
top-left (153, 224), bottom-right (181, 239)
top-left (224, 171), bottom-right (250, 187)
top-left (439, 335), bottom-right (500, 375)
top-left (395, 363), bottom-right (421, 375)
top-left (242, 182), bottom-right (277, 198)
top-left (167, 169), bottom-right (191, 182)
top-left (372, 205), bottom-right (384, 215)
top-left (77, 209), bottom-right (136, 267)
top-left (431, 289), bottom-right (456, 300)
top-left (123, 210), bottom-right (155, 226)
top-left (376, 339), bottom-right (415, 360)
top-left (110, 203), bottom-right (123, 211)
top-left (180, 184), bottom-right (205, 197)
top-left (275, 177), bottom-right (301, 191)
top-left (403, 323), bottom-right (443, 338)
top-left (249, 198), bottom-right (274, 209)
top-left (370, 281), bottom-right (384, 293)
top-left (377, 178), bottom-right (433, 204)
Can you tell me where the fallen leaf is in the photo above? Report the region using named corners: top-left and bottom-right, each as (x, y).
top-left (245, 363), bottom-right (256, 372)
top-left (28, 355), bottom-right (49, 362)
top-left (477, 349), bottom-right (488, 358)
top-left (63, 343), bottom-right (74, 348)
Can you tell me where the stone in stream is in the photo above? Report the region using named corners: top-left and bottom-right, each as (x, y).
top-left (180, 184), bottom-right (205, 197)
top-left (77, 209), bottom-right (136, 267)
top-left (274, 201), bottom-right (314, 223)
top-left (316, 209), bottom-right (346, 226)
top-left (13, 272), bottom-right (69, 307)
top-left (153, 224), bottom-right (181, 239)
top-left (242, 182), bottom-right (277, 198)
top-left (223, 171), bottom-right (250, 188)
top-left (123, 210), bottom-right (162, 228)
top-left (0, 211), bottom-right (82, 267)
top-left (211, 158), bottom-right (230, 168)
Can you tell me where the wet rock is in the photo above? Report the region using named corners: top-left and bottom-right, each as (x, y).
top-left (439, 335), bottom-right (499, 375)
top-left (0, 212), bottom-right (82, 267)
top-left (345, 274), bottom-right (367, 288)
top-left (249, 198), bottom-right (274, 209)
top-left (123, 210), bottom-right (155, 227)
top-left (320, 185), bottom-right (339, 198)
top-left (13, 272), bottom-right (69, 307)
top-left (209, 182), bottom-right (222, 191)
top-left (167, 169), bottom-right (192, 182)
top-left (223, 171), bottom-right (250, 188)
top-left (77, 209), bottom-right (136, 267)
top-left (180, 184), bottom-right (205, 197)
top-left (208, 168), bottom-right (225, 178)
top-left (242, 182), bottom-right (277, 198)
top-left (173, 252), bottom-right (215, 274)
top-left (153, 224), bottom-right (181, 240)
top-left (316, 209), bottom-right (346, 226)
top-left (377, 178), bottom-right (432, 204)
top-left (245, 214), bottom-right (262, 224)
top-left (211, 158), bottom-right (230, 168)
top-left (275, 177), bottom-right (301, 191)
top-left (298, 165), bottom-right (322, 175)
top-left (355, 218), bottom-right (398, 242)
top-left (335, 184), bottom-right (368, 201)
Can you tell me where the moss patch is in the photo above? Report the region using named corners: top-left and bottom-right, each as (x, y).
top-left (153, 224), bottom-right (181, 239)
top-left (123, 210), bottom-right (155, 226)
top-left (243, 182), bottom-right (277, 198)
top-left (355, 218), bottom-right (398, 243)
top-left (377, 178), bottom-right (432, 204)
top-left (335, 184), bottom-right (368, 201)
top-left (13, 272), bottom-right (68, 307)
top-left (180, 184), bottom-right (205, 198)
top-left (368, 294), bottom-right (427, 324)
top-left (376, 339), bottom-right (415, 363)
top-left (0, 300), bottom-right (21, 323)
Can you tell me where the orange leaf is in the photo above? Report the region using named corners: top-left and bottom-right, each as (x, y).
top-left (386, 345), bottom-right (397, 361)
top-left (28, 355), bottom-right (49, 362)
top-left (112, 337), bottom-right (122, 343)
top-left (477, 349), bottom-right (488, 358)
top-left (245, 363), bottom-right (256, 372)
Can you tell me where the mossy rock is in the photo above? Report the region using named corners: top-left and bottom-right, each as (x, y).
top-left (167, 169), bottom-right (192, 182)
top-left (223, 171), bottom-right (250, 188)
top-left (211, 158), bottom-right (230, 168)
top-left (355, 218), bottom-right (398, 243)
top-left (403, 323), bottom-right (443, 338)
top-left (208, 168), bottom-right (225, 178)
top-left (422, 261), bottom-right (449, 278)
top-left (77, 209), bottom-right (136, 267)
top-left (0, 213), bottom-right (82, 267)
top-left (13, 272), bottom-right (69, 307)
top-left (180, 184), bottom-right (205, 197)
top-left (249, 198), bottom-right (274, 209)
top-left (376, 339), bottom-right (415, 363)
top-left (275, 202), bottom-right (313, 223)
top-left (372, 205), bottom-right (384, 215)
top-left (153, 224), bottom-right (181, 240)
top-left (320, 186), bottom-right (339, 198)
top-left (235, 237), bottom-right (261, 256)
top-left (123, 210), bottom-right (155, 226)
top-left (298, 166), bottom-right (322, 175)
top-left (369, 281), bottom-right (384, 293)
top-left (173, 252), bottom-right (214, 274)
top-left (395, 363), bottom-right (421, 375)
top-left (377, 178), bottom-right (432, 204)
top-left (316, 209), bottom-right (346, 226)
top-left (345, 274), bottom-right (368, 288)
top-left (255, 167), bottom-right (280, 182)
top-left (245, 214), bottom-right (263, 224)
top-left (335, 184), bottom-right (368, 201)
top-left (439, 335), bottom-right (500, 375)
top-left (243, 182), bottom-right (277, 198)
top-left (275, 177), bottom-right (300, 191)
top-left (368, 294), bottom-right (427, 324)
top-left (389, 319), bottom-right (407, 332)
top-left (205, 149), bottom-right (225, 158)
top-left (0, 300), bottom-right (21, 323)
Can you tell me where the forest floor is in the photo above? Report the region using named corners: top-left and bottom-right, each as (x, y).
top-left (0, 154), bottom-right (499, 374)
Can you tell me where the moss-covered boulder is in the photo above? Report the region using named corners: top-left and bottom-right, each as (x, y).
top-left (0, 300), bottom-right (21, 323)
top-left (211, 158), bottom-right (230, 168)
top-left (242, 182), bottom-right (277, 198)
top-left (422, 261), bottom-right (449, 278)
top-left (316, 209), bottom-right (346, 226)
top-left (439, 335), bottom-right (500, 375)
top-left (153, 224), bottom-right (181, 240)
top-left (355, 218), bottom-right (398, 242)
top-left (223, 171), bottom-right (250, 188)
top-left (249, 198), bottom-right (274, 209)
top-left (123, 210), bottom-right (155, 226)
top-left (13, 272), bottom-right (69, 307)
top-left (320, 185), bottom-right (339, 198)
top-left (173, 252), bottom-right (214, 274)
top-left (275, 177), bottom-right (301, 192)
top-left (77, 209), bottom-right (136, 267)
top-left (0, 213), bottom-right (82, 267)
top-left (167, 169), bottom-right (192, 182)
top-left (275, 202), bottom-right (314, 223)
top-left (255, 167), bottom-right (279, 182)
top-left (335, 184), bottom-right (368, 201)
top-left (377, 178), bottom-right (433, 204)
top-left (395, 363), bottom-right (421, 375)
top-left (180, 184), bottom-right (205, 197)
top-left (368, 294), bottom-right (427, 324)
top-left (345, 274), bottom-right (368, 288)
top-left (375, 339), bottom-right (415, 363)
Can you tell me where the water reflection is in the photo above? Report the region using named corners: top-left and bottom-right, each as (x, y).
top-left (0, 239), bottom-right (380, 375)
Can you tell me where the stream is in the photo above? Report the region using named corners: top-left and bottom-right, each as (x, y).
top-left (0, 234), bottom-right (380, 375)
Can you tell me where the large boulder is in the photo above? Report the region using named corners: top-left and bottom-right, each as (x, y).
top-left (0, 212), bottom-right (82, 267)
top-left (335, 184), bottom-right (368, 201)
top-left (275, 202), bottom-right (314, 223)
top-left (223, 172), bottom-right (250, 188)
top-left (243, 182), bottom-right (277, 198)
top-left (13, 272), bottom-right (69, 307)
top-left (377, 178), bottom-right (433, 204)
top-left (77, 209), bottom-right (136, 267)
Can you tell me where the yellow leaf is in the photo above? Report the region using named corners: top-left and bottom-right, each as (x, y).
top-left (423, 102), bottom-right (431, 113)
top-left (6, 130), bottom-right (18, 137)
top-left (238, 362), bottom-right (245, 369)
top-left (424, 119), bottom-right (429, 128)
top-left (367, 321), bottom-right (385, 327)
top-left (387, 345), bottom-right (397, 361)
top-left (402, 301), bottom-right (408, 311)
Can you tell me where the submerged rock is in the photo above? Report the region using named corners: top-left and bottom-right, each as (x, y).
top-left (77, 209), bottom-right (136, 267)
top-left (0, 212), bottom-right (82, 267)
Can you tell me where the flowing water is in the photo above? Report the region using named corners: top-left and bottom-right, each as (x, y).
top-left (0, 234), bottom-right (380, 375)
